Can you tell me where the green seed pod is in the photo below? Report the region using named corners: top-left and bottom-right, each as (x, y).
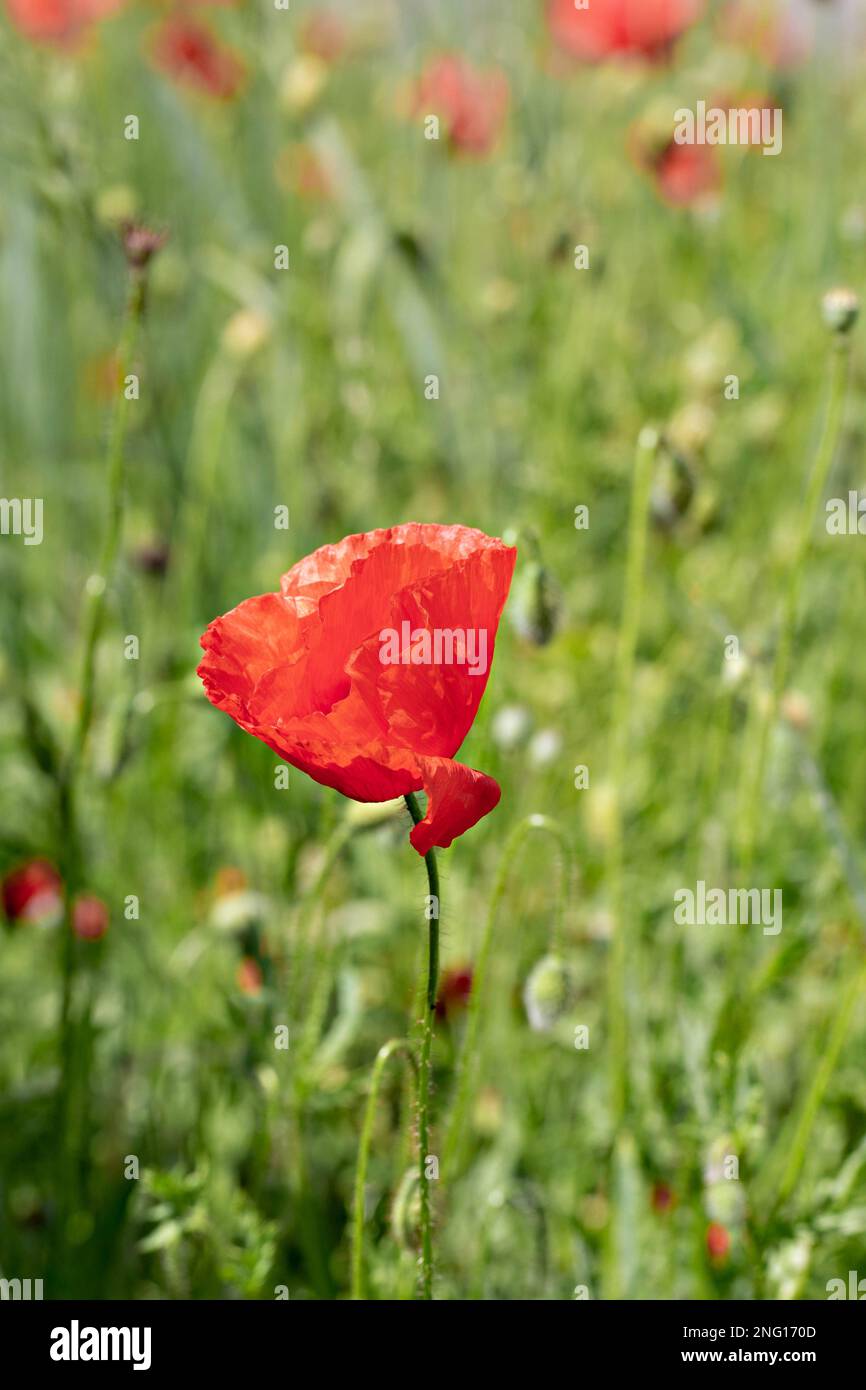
top-left (523, 953), bottom-right (573, 1033)
top-left (390, 1168), bottom-right (421, 1252)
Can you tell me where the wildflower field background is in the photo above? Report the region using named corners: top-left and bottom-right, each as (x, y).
top-left (2, 0), bottom-right (866, 1302)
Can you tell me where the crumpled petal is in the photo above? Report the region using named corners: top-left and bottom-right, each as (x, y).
top-left (409, 756), bottom-right (501, 856)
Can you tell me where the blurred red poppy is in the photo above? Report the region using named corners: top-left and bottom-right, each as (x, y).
top-left (412, 55), bottom-right (509, 157)
top-left (72, 894), bottom-right (109, 941)
top-left (633, 127), bottom-right (721, 207)
top-left (435, 964), bottom-right (473, 1020)
top-left (706, 1221), bottom-right (731, 1261)
top-left (151, 17), bottom-right (245, 100)
top-left (653, 139), bottom-right (721, 205)
top-left (2, 859), bottom-right (62, 924)
top-left (5, 0), bottom-right (121, 46)
top-left (548, 0), bottom-right (703, 63)
top-left (198, 525), bottom-right (516, 855)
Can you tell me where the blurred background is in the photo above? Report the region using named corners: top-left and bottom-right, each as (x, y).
top-left (1, 0), bottom-right (866, 1300)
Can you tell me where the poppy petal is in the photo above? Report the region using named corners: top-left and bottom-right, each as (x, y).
top-left (409, 755), bottom-right (501, 855)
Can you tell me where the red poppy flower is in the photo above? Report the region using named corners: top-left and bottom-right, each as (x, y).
top-left (151, 17), bottom-right (245, 101)
top-left (72, 894), bottom-right (109, 941)
top-left (198, 525), bottom-right (516, 856)
top-left (5, 0), bottom-right (121, 46)
top-left (435, 964), bottom-right (473, 1020)
top-left (412, 55), bottom-right (509, 157)
top-left (548, 0), bottom-right (704, 64)
top-left (2, 859), bottom-right (62, 924)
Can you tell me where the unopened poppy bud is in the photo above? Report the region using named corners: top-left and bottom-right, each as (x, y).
top-left (390, 1168), bottom-right (421, 1252)
top-left (650, 440), bottom-right (695, 532)
top-left (822, 287), bottom-right (859, 336)
top-left (523, 953), bottom-right (573, 1033)
top-left (509, 560), bottom-right (560, 646)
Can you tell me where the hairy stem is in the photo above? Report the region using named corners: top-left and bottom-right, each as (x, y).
top-left (404, 792), bottom-right (439, 1300)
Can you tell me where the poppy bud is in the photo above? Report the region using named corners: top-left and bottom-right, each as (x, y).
top-left (523, 953), bottom-right (573, 1033)
top-left (650, 441), bottom-right (696, 532)
top-left (822, 287), bottom-right (859, 336)
top-left (509, 559), bottom-right (560, 646)
top-left (390, 1168), bottom-right (421, 1252)
top-left (72, 895), bottom-right (109, 941)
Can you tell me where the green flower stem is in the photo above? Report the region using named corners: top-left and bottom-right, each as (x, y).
top-left (66, 281), bottom-right (144, 783)
top-left (404, 792), bottom-right (440, 1300)
top-left (738, 339), bottom-right (851, 873)
top-left (606, 427), bottom-right (658, 1129)
top-left (54, 277), bottom-right (144, 1269)
top-left (351, 1037), bottom-right (417, 1300)
top-left (442, 813), bottom-right (569, 1175)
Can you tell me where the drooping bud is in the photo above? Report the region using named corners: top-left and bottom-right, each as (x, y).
top-left (509, 538), bottom-right (561, 646)
top-left (523, 953), bottom-right (573, 1033)
top-left (390, 1168), bottom-right (421, 1252)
